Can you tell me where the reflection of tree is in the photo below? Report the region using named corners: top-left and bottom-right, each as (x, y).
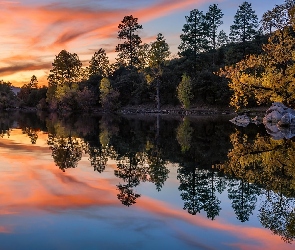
top-left (205, 171), bottom-right (226, 220)
top-left (88, 146), bottom-right (108, 173)
top-left (22, 127), bottom-right (39, 144)
top-left (0, 112), bottom-right (16, 138)
top-left (228, 178), bottom-right (260, 222)
top-left (114, 153), bottom-right (147, 206)
top-left (220, 129), bottom-right (295, 237)
top-left (0, 115), bottom-right (11, 137)
top-left (145, 140), bottom-right (169, 192)
top-left (259, 191), bottom-right (295, 243)
top-left (177, 165), bottom-right (222, 219)
top-left (87, 144), bottom-right (117, 173)
top-left (176, 117), bottom-right (193, 153)
top-left (0, 127), bottom-right (10, 138)
top-left (48, 133), bottom-right (83, 172)
top-left (221, 130), bottom-right (295, 198)
top-left (117, 184), bottom-right (141, 207)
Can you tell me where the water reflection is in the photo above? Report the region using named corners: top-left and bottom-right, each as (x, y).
top-left (177, 167), bottom-right (222, 220)
top-left (0, 111), bottom-right (295, 245)
top-left (259, 191), bottom-right (295, 243)
top-left (48, 134), bottom-right (84, 172)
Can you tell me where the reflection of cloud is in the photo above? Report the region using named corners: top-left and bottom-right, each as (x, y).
top-left (0, 226), bottom-right (12, 234)
top-left (173, 228), bottom-right (215, 250)
top-left (136, 197), bottom-right (289, 250)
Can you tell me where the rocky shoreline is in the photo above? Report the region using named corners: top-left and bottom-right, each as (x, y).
top-left (118, 106), bottom-right (234, 116)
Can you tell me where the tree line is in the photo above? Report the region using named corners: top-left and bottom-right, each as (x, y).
top-left (0, 1), bottom-right (293, 112)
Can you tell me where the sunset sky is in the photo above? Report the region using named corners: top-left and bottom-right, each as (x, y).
top-left (0, 0), bottom-right (285, 87)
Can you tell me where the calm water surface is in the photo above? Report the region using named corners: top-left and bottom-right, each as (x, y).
top-left (0, 111), bottom-right (294, 250)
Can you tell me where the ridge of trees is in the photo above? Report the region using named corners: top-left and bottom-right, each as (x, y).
top-left (1, 1), bottom-right (293, 112)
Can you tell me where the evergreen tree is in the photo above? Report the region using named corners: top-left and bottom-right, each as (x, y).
top-left (89, 48), bottom-right (110, 78)
top-left (216, 30), bottom-right (229, 48)
top-left (178, 9), bottom-right (208, 71)
top-left (115, 15), bottom-right (143, 67)
top-left (149, 33), bottom-right (170, 68)
top-left (148, 33), bottom-right (171, 110)
top-left (0, 81), bottom-right (18, 110)
top-left (206, 4), bottom-right (224, 51)
top-left (229, 1), bottom-right (259, 50)
top-left (28, 75), bottom-right (38, 89)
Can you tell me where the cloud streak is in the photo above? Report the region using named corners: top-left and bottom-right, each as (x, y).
top-left (0, 62), bottom-right (52, 77)
top-left (0, 0), bottom-right (209, 85)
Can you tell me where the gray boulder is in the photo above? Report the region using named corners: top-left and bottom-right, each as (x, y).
top-left (229, 115), bottom-right (261, 127)
top-left (263, 102), bottom-right (295, 139)
top-left (263, 102), bottom-right (295, 124)
top-left (229, 115), bottom-right (251, 127)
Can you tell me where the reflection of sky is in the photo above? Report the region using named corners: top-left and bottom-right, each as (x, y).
top-left (0, 129), bottom-right (293, 250)
top-left (0, 0), bottom-right (285, 86)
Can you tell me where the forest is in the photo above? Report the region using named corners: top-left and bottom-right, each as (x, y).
top-left (0, 0), bottom-right (295, 113)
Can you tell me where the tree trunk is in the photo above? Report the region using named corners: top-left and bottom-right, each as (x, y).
top-left (156, 77), bottom-right (160, 110)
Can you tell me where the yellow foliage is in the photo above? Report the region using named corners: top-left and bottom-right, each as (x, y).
top-left (218, 28), bottom-right (295, 110)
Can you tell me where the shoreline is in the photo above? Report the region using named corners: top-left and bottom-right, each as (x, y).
top-left (3, 105), bottom-right (268, 117)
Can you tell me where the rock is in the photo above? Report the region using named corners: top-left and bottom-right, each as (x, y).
top-left (263, 102), bottom-right (295, 139)
top-left (229, 115), bottom-right (251, 127)
top-left (251, 116), bottom-right (260, 125)
top-left (263, 110), bottom-right (284, 123)
top-left (263, 102), bottom-right (295, 124)
top-left (264, 122), bottom-right (285, 140)
top-left (278, 113), bottom-right (295, 126)
top-left (229, 114), bottom-right (262, 127)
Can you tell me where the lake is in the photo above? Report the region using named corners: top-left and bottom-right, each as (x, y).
top-left (0, 111), bottom-right (294, 250)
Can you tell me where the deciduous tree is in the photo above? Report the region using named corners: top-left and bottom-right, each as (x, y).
top-left (47, 50), bottom-right (83, 111)
top-left (177, 73), bottom-right (193, 109)
top-left (99, 77), bottom-right (119, 111)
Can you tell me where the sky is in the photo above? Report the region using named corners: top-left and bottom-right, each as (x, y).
top-left (0, 0), bottom-right (286, 87)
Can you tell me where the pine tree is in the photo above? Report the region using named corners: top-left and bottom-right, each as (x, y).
top-left (206, 4), bottom-right (224, 51)
top-left (216, 30), bottom-right (229, 48)
top-left (115, 15), bottom-right (143, 67)
top-left (178, 9), bottom-right (208, 71)
top-left (89, 48), bottom-right (110, 78)
top-left (28, 75), bottom-right (38, 89)
top-left (229, 2), bottom-right (259, 44)
top-left (148, 33), bottom-right (170, 110)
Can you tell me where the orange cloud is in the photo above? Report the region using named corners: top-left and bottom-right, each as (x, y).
top-left (0, 0), bottom-right (209, 86)
top-left (0, 62), bottom-right (52, 77)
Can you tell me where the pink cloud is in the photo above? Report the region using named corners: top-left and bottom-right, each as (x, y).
top-left (0, 0), bottom-right (209, 84)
